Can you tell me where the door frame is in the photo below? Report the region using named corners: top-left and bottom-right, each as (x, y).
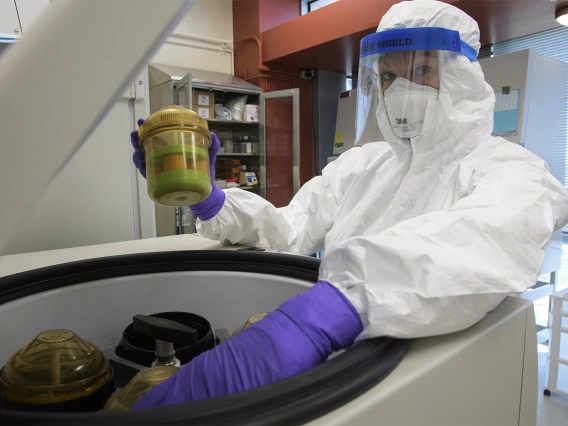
top-left (259, 88), bottom-right (301, 200)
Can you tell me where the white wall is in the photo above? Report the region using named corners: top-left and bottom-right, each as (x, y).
top-left (150, 0), bottom-right (234, 74)
top-left (171, 0), bottom-right (233, 40)
top-left (7, 101), bottom-right (136, 255)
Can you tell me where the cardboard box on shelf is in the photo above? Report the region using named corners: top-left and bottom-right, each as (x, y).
top-left (218, 166), bottom-right (242, 174)
top-left (217, 172), bottom-right (240, 180)
top-left (217, 159), bottom-right (241, 166)
top-left (244, 104), bottom-right (259, 122)
top-left (216, 164), bottom-right (240, 172)
top-left (195, 107), bottom-right (214, 119)
top-left (216, 168), bottom-right (241, 175)
top-left (192, 90), bottom-right (215, 119)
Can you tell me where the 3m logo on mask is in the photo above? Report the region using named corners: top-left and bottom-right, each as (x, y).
top-left (395, 118), bottom-right (408, 125)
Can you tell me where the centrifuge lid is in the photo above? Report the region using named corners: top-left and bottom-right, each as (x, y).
top-left (0, 330), bottom-right (111, 405)
top-left (0, 0), bottom-right (194, 256)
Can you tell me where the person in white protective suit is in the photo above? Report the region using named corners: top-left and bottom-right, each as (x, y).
top-left (131, 0), bottom-right (568, 409)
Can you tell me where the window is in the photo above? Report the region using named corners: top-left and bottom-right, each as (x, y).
top-left (301, 0), bottom-right (339, 15)
top-left (493, 26), bottom-right (568, 62)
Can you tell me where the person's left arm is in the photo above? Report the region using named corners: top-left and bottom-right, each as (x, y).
top-left (322, 143), bottom-right (568, 339)
top-left (132, 280), bottom-right (362, 408)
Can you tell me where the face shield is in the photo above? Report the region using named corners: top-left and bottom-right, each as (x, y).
top-left (355, 27), bottom-right (478, 141)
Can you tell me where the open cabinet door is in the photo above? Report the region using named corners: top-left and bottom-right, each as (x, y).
top-left (175, 73), bottom-right (192, 110)
top-left (176, 74), bottom-right (197, 234)
top-left (152, 72), bottom-right (197, 236)
top-left (260, 88), bottom-right (300, 207)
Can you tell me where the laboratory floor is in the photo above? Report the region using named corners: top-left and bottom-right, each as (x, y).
top-left (537, 349), bottom-right (568, 426)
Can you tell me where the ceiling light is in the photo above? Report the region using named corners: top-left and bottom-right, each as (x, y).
top-left (556, 7), bottom-right (568, 26)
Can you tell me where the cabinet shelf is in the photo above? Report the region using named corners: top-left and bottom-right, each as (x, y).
top-left (221, 186), bottom-right (260, 191)
top-left (206, 118), bottom-right (259, 125)
top-left (217, 153), bottom-right (259, 157)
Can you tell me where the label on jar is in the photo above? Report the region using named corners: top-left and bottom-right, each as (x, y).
top-left (198, 95), bottom-right (210, 106)
top-left (198, 108), bottom-right (210, 119)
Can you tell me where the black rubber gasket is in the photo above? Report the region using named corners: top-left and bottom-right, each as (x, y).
top-left (0, 250), bottom-right (411, 425)
top-left (0, 251), bottom-right (321, 303)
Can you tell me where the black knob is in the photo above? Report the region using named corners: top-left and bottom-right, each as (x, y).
top-left (133, 315), bottom-right (198, 346)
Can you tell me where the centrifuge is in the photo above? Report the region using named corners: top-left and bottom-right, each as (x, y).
top-left (0, 236), bottom-right (537, 425)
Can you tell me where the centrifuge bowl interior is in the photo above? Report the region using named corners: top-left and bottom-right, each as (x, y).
top-left (0, 250), bottom-right (409, 425)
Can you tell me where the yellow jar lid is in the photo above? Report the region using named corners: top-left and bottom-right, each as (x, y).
top-left (138, 105), bottom-right (211, 148)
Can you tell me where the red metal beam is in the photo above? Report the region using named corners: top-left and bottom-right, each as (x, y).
top-left (261, 0), bottom-right (408, 64)
top-left (260, 0), bottom-right (568, 74)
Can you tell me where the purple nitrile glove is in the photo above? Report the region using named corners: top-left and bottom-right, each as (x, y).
top-left (188, 131), bottom-right (226, 219)
top-left (130, 118), bottom-right (147, 178)
top-left (131, 280), bottom-right (363, 409)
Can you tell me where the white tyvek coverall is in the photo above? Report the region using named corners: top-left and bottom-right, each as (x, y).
top-left (197, 0), bottom-right (568, 340)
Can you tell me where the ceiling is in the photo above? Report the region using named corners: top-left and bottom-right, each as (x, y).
top-left (460, 0), bottom-right (568, 45)
top-left (261, 0), bottom-right (568, 74)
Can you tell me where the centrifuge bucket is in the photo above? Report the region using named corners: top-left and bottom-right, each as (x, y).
top-left (0, 330), bottom-right (114, 412)
top-left (0, 251), bottom-right (409, 424)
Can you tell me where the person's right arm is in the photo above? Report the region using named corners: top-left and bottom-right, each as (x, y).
top-left (197, 149), bottom-right (361, 255)
top-left (131, 120), bottom-right (366, 255)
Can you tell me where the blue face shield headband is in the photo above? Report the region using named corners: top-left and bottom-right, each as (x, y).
top-left (360, 27), bottom-right (478, 61)
top-left (355, 28), bottom-right (477, 142)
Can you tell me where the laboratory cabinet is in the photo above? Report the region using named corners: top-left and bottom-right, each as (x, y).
top-left (480, 49), bottom-right (568, 341)
top-left (0, 0), bottom-right (50, 37)
top-left (0, 0), bottom-right (21, 37)
top-left (14, 0), bottom-right (50, 34)
top-left (148, 64), bottom-right (300, 236)
top-left (480, 49), bottom-right (567, 185)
